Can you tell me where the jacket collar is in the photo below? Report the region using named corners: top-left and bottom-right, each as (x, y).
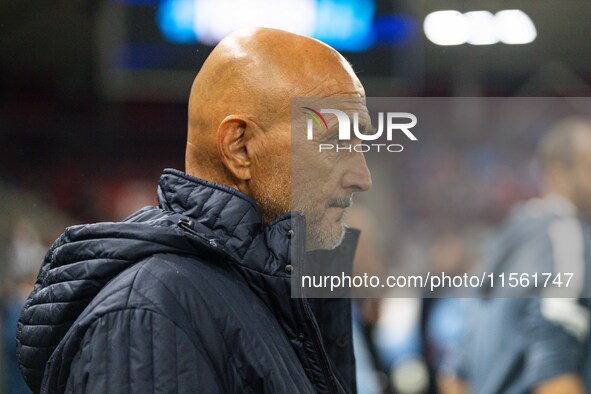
top-left (157, 169), bottom-right (309, 277)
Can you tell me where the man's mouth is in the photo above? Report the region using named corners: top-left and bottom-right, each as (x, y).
top-left (327, 198), bottom-right (352, 209)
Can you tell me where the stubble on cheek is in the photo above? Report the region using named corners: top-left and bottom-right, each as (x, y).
top-left (250, 161), bottom-right (292, 223)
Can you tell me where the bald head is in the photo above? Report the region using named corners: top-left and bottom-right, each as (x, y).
top-left (537, 117), bottom-right (591, 169)
top-left (537, 117), bottom-right (591, 219)
top-left (185, 28), bottom-right (364, 184)
top-left (181, 28), bottom-right (373, 245)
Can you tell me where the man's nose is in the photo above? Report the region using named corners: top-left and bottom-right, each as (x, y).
top-left (342, 152), bottom-right (372, 192)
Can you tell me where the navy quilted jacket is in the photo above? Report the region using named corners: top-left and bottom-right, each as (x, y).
top-left (16, 169), bottom-right (358, 393)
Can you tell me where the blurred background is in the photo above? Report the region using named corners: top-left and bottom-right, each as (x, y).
top-left (2, 0), bottom-right (591, 393)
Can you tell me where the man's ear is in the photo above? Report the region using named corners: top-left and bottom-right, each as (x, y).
top-left (217, 115), bottom-right (252, 184)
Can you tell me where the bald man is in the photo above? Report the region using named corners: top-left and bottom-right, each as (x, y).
top-left (17, 28), bottom-right (371, 393)
top-left (441, 118), bottom-right (591, 394)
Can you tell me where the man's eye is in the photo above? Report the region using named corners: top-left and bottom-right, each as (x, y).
top-left (324, 133), bottom-right (339, 143)
top-left (335, 136), bottom-right (351, 148)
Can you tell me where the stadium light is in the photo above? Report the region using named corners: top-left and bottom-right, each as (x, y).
top-left (424, 9), bottom-right (537, 46)
top-left (423, 10), bottom-right (470, 46)
top-left (496, 9), bottom-right (537, 45)
top-left (193, 0), bottom-right (316, 45)
top-left (157, 0), bottom-right (376, 52)
top-left (465, 11), bottom-right (497, 45)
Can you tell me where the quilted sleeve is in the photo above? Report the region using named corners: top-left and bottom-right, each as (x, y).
top-left (64, 308), bottom-right (225, 393)
top-left (522, 298), bottom-right (589, 389)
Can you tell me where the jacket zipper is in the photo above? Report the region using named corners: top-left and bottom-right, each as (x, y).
top-left (293, 216), bottom-right (340, 393)
top-left (177, 218), bottom-right (218, 248)
top-left (300, 298), bottom-right (340, 393)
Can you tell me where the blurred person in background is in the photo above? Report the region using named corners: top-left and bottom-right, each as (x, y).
top-left (440, 117), bottom-right (591, 394)
top-left (15, 28), bottom-right (371, 393)
top-left (374, 297), bottom-right (426, 394)
top-left (374, 230), bottom-right (477, 394)
top-left (420, 230), bottom-right (479, 394)
top-left (3, 218), bottom-right (44, 394)
top-left (347, 204), bottom-right (389, 394)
